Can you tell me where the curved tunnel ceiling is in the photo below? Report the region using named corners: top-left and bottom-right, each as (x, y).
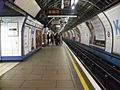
top-left (3, 0), bottom-right (120, 32)
top-left (35, 0), bottom-right (120, 32)
top-left (63, 0), bottom-right (120, 32)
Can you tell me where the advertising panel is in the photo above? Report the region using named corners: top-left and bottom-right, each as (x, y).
top-left (75, 27), bottom-right (81, 43)
top-left (65, 32), bottom-right (68, 38)
top-left (24, 25), bottom-right (29, 55)
top-left (67, 31), bottom-right (71, 39)
top-left (86, 20), bottom-right (95, 45)
top-left (71, 30), bottom-right (76, 40)
top-left (24, 25), bottom-right (41, 55)
top-left (98, 13), bottom-right (113, 53)
top-left (68, 31), bottom-right (72, 40)
top-left (91, 16), bottom-right (105, 47)
top-left (69, 30), bottom-right (73, 40)
top-left (63, 33), bottom-right (65, 38)
top-left (77, 23), bottom-right (90, 45)
top-left (73, 29), bottom-right (79, 42)
top-left (105, 3), bottom-right (120, 55)
top-left (36, 28), bottom-right (42, 48)
top-left (91, 16), bottom-right (105, 41)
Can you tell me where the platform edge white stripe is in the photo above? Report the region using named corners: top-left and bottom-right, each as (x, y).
top-left (64, 42), bottom-right (102, 90)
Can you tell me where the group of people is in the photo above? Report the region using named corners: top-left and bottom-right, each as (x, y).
top-left (47, 33), bottom-right (63, 46)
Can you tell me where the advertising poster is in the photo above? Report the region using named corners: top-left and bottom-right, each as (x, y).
top-left (24, 25), bottom-right (29, 55)
top-left (36, 29), bottom-right (42, 48)
top-left (71, 30), bottom-right (76, 40)
top-left (86, 21), bottom-right (95, 44)
top-left (68, 31), bottom-right (72, 40)
top-left (67, 31), bottom-right (70, 39)
top-left (91, 16), bottom-right (105, 41)
top-left (91, 16), bottom-right (105, 47)
top-left (63, 33), bottom-right (65, 38)
top-left (105, 3), bottom-right (120, 55)
top-left (78, 23), bottom-right (90, 45)
top-left (98, 13), bottom-right (113, 53)
top-left (70, 30), bottom-right (73, 40)
top-left (65, 32), bottom-right (68, 38)
top-left (75, 27), bottom-right (81, 43)
top-left (74, 29), bottom-right (79, 42)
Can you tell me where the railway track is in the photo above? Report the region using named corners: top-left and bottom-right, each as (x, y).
top-left (64, 39), bottom-right (120, 90)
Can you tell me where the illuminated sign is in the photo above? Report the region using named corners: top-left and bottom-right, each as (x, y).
top-left (46, 9), bottom-right (77, 17)
top-left (47, 9), bottom-right (60, 15)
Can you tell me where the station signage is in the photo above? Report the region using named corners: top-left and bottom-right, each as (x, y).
top-left (46, 9), bottom-right (77, 17)
top-left (47, 9), bottom-right (60, 15)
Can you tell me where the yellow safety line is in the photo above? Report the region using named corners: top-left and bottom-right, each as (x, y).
top-left (65, 46), bottom-right (89, 90)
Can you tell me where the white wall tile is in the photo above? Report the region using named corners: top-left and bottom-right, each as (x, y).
top-left (1, 17), bottom-right (25, 56)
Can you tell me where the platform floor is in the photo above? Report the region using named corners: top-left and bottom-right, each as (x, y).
top-left (0, 62), bottom-right (19, 76)
top-left (0, 45), bottom-right (79, 90)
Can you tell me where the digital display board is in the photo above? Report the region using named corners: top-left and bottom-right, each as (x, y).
top-left (47, 9), bottom-right (60, 15)
top-left (46, 9), bottom-right (77, 17)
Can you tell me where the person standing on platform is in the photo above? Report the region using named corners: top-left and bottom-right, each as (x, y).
top-left (54, 33), bottom-right (58, 45)
top-left (60, 33), bottom-right (63, 45)
top-left (50, 33), bottom-right (54, 45)
top-left (57, 33), bottom-right (60, 45)
top-left (47, 33), bottom-right (49, 45)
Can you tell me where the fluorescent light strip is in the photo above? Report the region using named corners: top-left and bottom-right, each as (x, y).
top-left (71, 0), bottom-right (74, 6)
top-left (61, 0), bottom-right (64, 9)
top-left (48, 15), bottom-right (77, 18)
